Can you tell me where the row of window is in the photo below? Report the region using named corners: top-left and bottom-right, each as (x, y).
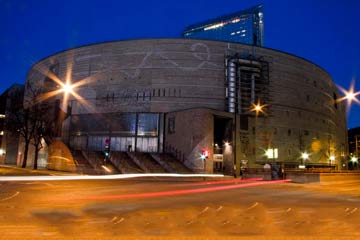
top-left (101, 88), bottom-right (183, 103)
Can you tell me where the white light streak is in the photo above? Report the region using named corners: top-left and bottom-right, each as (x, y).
top-left (0, 173), bottom-right (225, 182)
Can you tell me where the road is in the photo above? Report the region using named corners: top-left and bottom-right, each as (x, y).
top-left (0, 171), bottom-right (360, 239)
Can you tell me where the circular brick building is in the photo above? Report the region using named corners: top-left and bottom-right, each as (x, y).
top-left (26, 39), bottom-right (347, 174)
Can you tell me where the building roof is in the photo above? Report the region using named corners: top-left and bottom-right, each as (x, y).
top-left (182, 4), bottom-right (263, 33)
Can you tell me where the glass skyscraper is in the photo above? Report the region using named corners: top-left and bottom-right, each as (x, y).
top-left (182, 4), bottom-right (264, 46)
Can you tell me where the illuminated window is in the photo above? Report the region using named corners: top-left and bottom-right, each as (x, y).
top-left (266, 148), bottom-right (278, 159)
top-left (0, 131), bottom-right (3, 135)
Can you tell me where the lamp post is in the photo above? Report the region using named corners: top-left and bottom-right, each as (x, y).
top-left (351, 156), bottom-right (358, 170)
top-left (300, 152), bottom-right (309, 169)
top-left (250, 101), bottom-right (266, 166)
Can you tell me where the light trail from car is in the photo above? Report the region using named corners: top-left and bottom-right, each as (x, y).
top-left (176, 178), bottom-right (264, 187)
top-left (77, 179), bottom-right (292, 201)
top-left (0, 173), bottom-right (225, 182)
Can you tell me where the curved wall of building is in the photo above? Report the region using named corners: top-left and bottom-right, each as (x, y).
top-left (26, 39), bottom-right (347, 171)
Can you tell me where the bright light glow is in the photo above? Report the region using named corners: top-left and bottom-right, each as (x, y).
top-left (301, 152), bottom-right (309, 160)
top-left (0, 149), bottom-right (4, 155)
top-left (337, 80), bottom-right (360, 110)
top-left (231, 18), bottom-right (240, 23)
top-left (0, 173), bottom-right (225, 182)
top-left (62, 83), bottom-right (74, 94)
top-left (265, 148), bottom-right (278, 159)
top-left (0, 114), bottom-right (5, 118)
top-left (33, 54), bottom-right (101, 114)
top-left (351, 156), bottom-right (358, 163)
top-left (102, 165), bottom-right (112, 173)
top-left (224, 142), bottom-right (230, 147)
top-left (204, 22), bottom-right (224, 31)
top-left (330, 155), bottom-right (335, 161)
top-left (250, 100), bottom-right (267, 116)
top-left (0, 131), bottom-right (3, 135)
top-left (299, 165), bottom-right (306, 169)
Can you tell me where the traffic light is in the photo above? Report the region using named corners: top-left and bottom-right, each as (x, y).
top-left (201, 149), bottom-right (210, 160)
top-left (104, 138), bottom-right (110, 158)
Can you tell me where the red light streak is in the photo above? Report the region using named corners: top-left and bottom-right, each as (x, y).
top-left (177, 178), bottom-right (264, 187)
top-left (78, 179), bottom-right (292, 201)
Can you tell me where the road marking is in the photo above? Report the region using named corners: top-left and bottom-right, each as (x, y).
top-left (247, 202), bottom-right (259, 210)
top-left (216, 206), bottom-right (223, 212)
top-left (0, 191), bottom-right (20, 201)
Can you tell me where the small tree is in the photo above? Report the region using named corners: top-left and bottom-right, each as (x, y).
top-left (7, 82), bottom-right (56, 169)
top-left (6, 88), bottom-right (33, 168)
top-left (30, 102), bottom-right (56, 169)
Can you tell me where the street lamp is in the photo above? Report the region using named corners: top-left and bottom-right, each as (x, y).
top-left (351, 156), bottom-right (358, 170)
top-left (250, 100), bottom-right (267, 166)
top-left (300, 152), bottom-right (309, 169)
top-left (337, 81), bottom-right (360, 109)
top-left (250, 101), bottom-right (267, 117)
top-left (62, 83), bottom-right (74, 94)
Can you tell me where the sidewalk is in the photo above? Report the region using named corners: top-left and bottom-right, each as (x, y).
top-left (0, 165), bottom-right (81, 176)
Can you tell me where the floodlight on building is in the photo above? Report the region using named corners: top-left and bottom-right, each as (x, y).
top-left (301, 152), bottom-right (309, 160)
top-left (329, 155), bottom-right (335, 161)
top-left (250, 100), bottom-right (267, 116)
top-left (351, 156), bottom-right (358, 163)
top-left (61, 82), bottom-right (74, 94)
top-left (337, 80), bottom-right (360, 107)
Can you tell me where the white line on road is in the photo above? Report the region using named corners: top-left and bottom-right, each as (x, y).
top-left (0, 191), bottom-right (20, 201)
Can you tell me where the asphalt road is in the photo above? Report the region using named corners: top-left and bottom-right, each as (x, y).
top-left (0, 170), bottom-right (360, 239)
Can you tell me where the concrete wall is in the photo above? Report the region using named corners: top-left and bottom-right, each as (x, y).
top-left (25, 38), bottom-right (347, 172)
top-left (165, 108), bottom-right (214, 173)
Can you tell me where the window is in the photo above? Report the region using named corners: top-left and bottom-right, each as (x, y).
top-left (288, 129), bottom-right (291, 136)
top-left (138, 114), bottom-right (159, 136)
top-left (333, 92), bottom-right (338, 109)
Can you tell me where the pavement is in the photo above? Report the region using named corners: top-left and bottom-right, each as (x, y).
top-left (1, 166), bottom-right (360, 239)
top-left (0, 165), bottom-right (80, 176)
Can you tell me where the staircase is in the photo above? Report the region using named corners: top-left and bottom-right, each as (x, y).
top-left (95, 151), bottom-right (121, 174)
top-left (72, 150), bottom-right (97, 174)
top-left (128, 152), bottom-right (166, 173)
top-left (110, 152), bottom-right (143, 174)
top-left (152, 153), bottom-right (193, 173)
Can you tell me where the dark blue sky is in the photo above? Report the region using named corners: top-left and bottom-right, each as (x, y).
top-left (1, 0), bottom-right (359, 127)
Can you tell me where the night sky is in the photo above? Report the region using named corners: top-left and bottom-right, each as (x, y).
top-left (1, 0), bottom-right (359, 127)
